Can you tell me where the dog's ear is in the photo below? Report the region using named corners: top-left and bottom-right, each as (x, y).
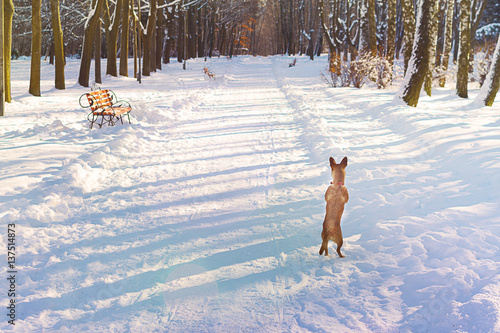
top-left (330, 157), bottom-right (336, 169)
top-left (340, 157), bottom-right (348, 168)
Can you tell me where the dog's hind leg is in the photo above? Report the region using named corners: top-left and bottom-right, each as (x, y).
top-left (319, 239), bottom-right (329, 256)
top-left (335, 238), bottom-right (344, 258)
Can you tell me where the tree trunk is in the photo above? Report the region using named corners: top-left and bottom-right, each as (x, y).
top-left (424, 0), bottom-right (439, 96)
top-left (1, 0), bottom-right (4, 115)
top-left (120, 0), bottom-right (130, 77)
top-left (439, 0), bottom-right (454, 87)
top-left (143, 0), bottom-right (157, 76)
top-left (401, 0), bottom-right (415, 74)
top-left (106, 0), bottom-right (122, 77)
top-left (156, 1), bottom-right (163, 70)
top-left (3, 0), bottom-right (14, 103)
top-left (475, 35), bottom-right (500, 106)
top-left (78, 0), bottom-right (104, 87)
top-left (50, 0), bottom-right (65, 90)
top-left (387, 0), bottom-right (396, 76)
top-left (368, 0), bottom-right (377, 56)
top-left (95, 13), bottom-right (102, 84)
top-left (359, 0), bottom-right (370, 56)
top-left (149, 0), bottom-right (157, 73)
top-left (29, 0), bottom-right (42, 96)
top-left (395, 0), bottom-right (434, 107)
top-left (456, 0), bottom-right (470, 98)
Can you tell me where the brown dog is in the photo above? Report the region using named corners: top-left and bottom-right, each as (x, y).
top-left (319, 157), bottom-right (349, 258)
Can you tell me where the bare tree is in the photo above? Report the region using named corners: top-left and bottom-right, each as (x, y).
top-left (120, 0), bottom-right (130, 77)
top-left (424, 0), bottom-right (439, 97)
top-left (29, 0), bottom-right (42, 96)
top-left (475, 34), bottom-right (500, 106)
top-left (107, 0), bottom-right (122, 77)
top-left (395, 0), bottom-right (435, 107)
top-left (439, 0), bottom-right (454, 87)
top-left (3, 0), bottom-right (14, 104)
top-left (1, 0), bottom-right (4, 116)
top-left (78, 0), bottom-right (105, 87)
top-left (456, 0), bottom-right (470, 98)
top-left (50, 0), bottom-right (65, 90)
top-left (401, 0), bottom-right (415, 74)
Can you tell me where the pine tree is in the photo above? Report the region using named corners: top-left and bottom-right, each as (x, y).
top-left (395, 0), bottom-right (434, 107)
top-left (474, 35), bottom-right (500, 106)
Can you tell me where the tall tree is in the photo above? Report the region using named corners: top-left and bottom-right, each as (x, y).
top-left (107, 0), bottom-right (122, 77)
top-left (120, 0), bottom-right (130, 76)
top-left (3, 0), bottom-right (14, 103)
top-left (474, 35), bottom-right (500, 106)
top-left (456, 0), bottom-right (470, 98)
top-left (424, 0), bottom-right (439, 96)
top-left (439, 0), bottom-right (454, 87)
top-left (401, 0), bottom-right (415, 74)
top-left (143, 0), bottom-right (157, 76)
top-left (50, 0), bottom-right (65, 90)
top-left (78, 0), bottom-right (104, 87)
top-left (395, 0), bottom-right (434, 107)
top-left (387, 0), bottom-right (397, 71)
top-left (29, 0), bottom-right (42, 96)
top-left (0, 0), bottom-right (4, 116)
top-left (368, 0), bottom-right (377, 56)
top-left (94, 10), bottom-right (102, 84)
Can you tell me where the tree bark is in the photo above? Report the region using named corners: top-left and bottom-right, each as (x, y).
top-left (156, 0), bottom-right (164, 70)
top-left (29, 0), bottom-right (42, 96)
top-left (456, 0), bottom-right (470, 98)
top-left (424, 0), bottom-right (439, 96)
top-left (395, 0), bottom-right (434, 107)
top-left (439, 0), bottom-right (454, 87)
top-left (475, 35), bottom-right (500, 106)
top-left (1, 0), bottom-right (4, 115)
top-left (368, 0), bottom-right (377, 56)
top-left (78, 0), bottom-right (104, 87)
top-left (50, 0), bottom-right (65, 90)
top-left (402, 0), bottom-right (415, 74)
top-left (3, 0), bottom-right (14, 103)
top-left (387, 0), bottom-right (396, 76)
top-left (120, 0), bottom-right (130, 76)
top-left (95, 12), bottom-right (102, 84)
top-left (143, 0), bottom-right (157, 76)
top-left (106, 0), bottom-right (122, 77)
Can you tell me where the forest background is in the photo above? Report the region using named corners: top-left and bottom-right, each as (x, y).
top-left (0, 0), bottom-right (500, 110)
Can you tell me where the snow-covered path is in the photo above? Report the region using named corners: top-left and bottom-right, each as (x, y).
top-left (1, 56), bottom-right (500, 332)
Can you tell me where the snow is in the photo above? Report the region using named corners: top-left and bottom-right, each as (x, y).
top-left (1, 55), bottom-right (500, 332)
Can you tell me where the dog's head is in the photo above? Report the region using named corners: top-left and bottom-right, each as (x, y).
top-left (329, 157), bottom-right (347, 183)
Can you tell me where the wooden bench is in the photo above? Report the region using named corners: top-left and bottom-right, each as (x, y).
top-left (289, 58), bottom-right (297, 67)
top-left (203, 67), bottom-right (216, 79)
top-left (79, 89), bottom-right (132, 129)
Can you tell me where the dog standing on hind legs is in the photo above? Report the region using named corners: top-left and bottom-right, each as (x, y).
top-left (319, 157), bottom-right (349, 258)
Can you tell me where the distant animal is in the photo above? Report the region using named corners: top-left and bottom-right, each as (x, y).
top-left (208, 72), bottom-right (216, 79)
top-left (319, 157), bottom-right (349, 258)
top-left (203, 67), bottom-right (210, 75)
top-left (289, 58), bottom-right (297, 67)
